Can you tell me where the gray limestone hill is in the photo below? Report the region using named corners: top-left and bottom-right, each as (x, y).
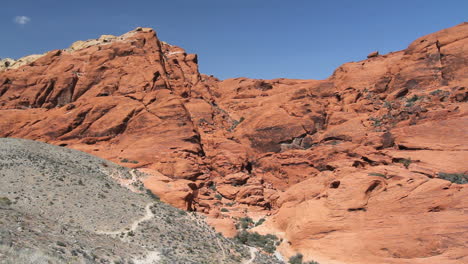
top-left (0, 138), bottom-right (281, 264)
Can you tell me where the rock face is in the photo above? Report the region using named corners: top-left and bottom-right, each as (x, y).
top-left (1, 23), bottom-right (467, 264)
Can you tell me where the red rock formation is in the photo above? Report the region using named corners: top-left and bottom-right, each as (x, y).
top-left (1, 23), bottom-right (467, 264)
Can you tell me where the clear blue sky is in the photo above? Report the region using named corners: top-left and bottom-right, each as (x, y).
top-left (1, 0), bottom-right (467, 80)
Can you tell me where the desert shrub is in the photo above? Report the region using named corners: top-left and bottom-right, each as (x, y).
top-left (289, 253), bottom-right (304, 264)
top-left (214, 194), bottom-right (222, 200)
top-left (327, 140), bottom-right (340, 145)
top-left (0, 197), bottom-right (12, 206)
top-left (394, 158), bottom-right (412, 169)
top-left (209, 183), bottom-right (217, 191)
top-left (369, 117), bottom-right (382, 127)
top-left (198, 118), bottom-right (209, 125)
top-left (235, 231), bottom-right (279, 253)
top-left (289, 253), bottom-right (320, 264)
top-left (429, 89), bottom-right (442, 96)
top-left (146, 189), bottom-right (160, 200)
top-left (383, 101), bottom-right (392, 109)
top-left (236, 217), bottom-right (254, 230)
top-left (178, 209), bottom-right (187, 215)
top-left (255, 218), bottom-right (266, 227)
top-left (405, 95), bottom-right (424, 107)
top-left (220, 208), bottom-right (229, 212)
top-left (120, 158), bottom-right (138, 164)
top-left (438, 173), bottom-right (468, 184)
top-left (368, 173), bottom-right (386, 178)
top-left (228, 117), bottom-right (245, 131)
top-left (406, 95), bottom-right (420, 103)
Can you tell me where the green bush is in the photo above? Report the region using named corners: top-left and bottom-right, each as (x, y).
top-left (235, 231), bottom-right (279, 254)
top-left (429, 89), bottom-right (442, 96)
top-left (236, 217), bottom-right (254, 230)
top-left (395, 158), bottom-right (412, 169)
top-left (255, 218), bottom-right (266, 227)
top-left (228, 117), bottom-right (245, 131)
top-left (120, 158), bottom-right (139, 164)
top-left (209, 184), bottom-right (217, 191)
top-left (289, 253), bottom-right (320, 264)
top-left (406, 95), bottom-right (421, 103)
top-left (178, 209), bottom-right (187, 215)
top-left (369, 117), bottom-right (382, 127)
top-left (438, 173), bottom-right (468, 184)
top-left (383, 101), bottom-right (392, 109)
top-left (220, 208), bottom-right (229, 212)
top-left (368, 173), bottom-right (386, 178)
top-left (0, 197), bottom-right (12, 206)
top-left (146, 189), bottom-right (160, 200)
top-left (289, 253), bottom-right (304, 264)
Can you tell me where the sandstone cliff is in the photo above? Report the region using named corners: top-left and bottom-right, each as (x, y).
top-left (0, 23), bottom-right (467, 264)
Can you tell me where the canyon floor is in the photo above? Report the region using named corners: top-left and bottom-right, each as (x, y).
top-left (0, 23), bottom-right (467, 264)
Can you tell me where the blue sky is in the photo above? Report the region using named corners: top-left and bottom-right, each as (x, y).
top-left (1, 0), bottom-right (467, 80)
